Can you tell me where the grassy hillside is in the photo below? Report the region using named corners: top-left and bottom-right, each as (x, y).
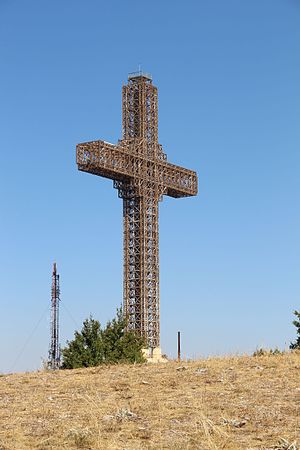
top-left (0, 353), bottom-right (299, 450)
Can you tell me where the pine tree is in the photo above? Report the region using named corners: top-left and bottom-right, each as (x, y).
top-left (102, 308), bottom-right (145, 363)
top-left (61, 316), bottom-right (104, 369)
top-left (61, 308), bottom-right (146, 369)
top-left (290, 310), bottom-right (300, 350)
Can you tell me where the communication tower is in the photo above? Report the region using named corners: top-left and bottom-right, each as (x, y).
top-left (48, 262), bottom-right (60, 369)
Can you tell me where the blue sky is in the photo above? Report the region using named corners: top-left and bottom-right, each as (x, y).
top-left (0, 0), bottom-right (299, 372)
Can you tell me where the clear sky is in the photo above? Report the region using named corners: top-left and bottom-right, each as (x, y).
top-left (0, 0), bottom-right (299, 373)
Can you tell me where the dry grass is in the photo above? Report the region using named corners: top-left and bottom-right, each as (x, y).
top-left (0, 352), bottom-right (299, 449)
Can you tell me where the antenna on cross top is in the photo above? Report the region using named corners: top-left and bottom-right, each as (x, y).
top-left (128, 67), bottom-right (152, 81)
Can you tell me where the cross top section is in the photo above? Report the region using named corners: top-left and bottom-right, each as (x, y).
top-left (128, 70), bottom-right (152, 80)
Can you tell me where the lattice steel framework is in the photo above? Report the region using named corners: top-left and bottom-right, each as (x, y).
top-left (76, 72), bottom-right (198, 352)
top-left (48, 262), bottom-right (60, 370)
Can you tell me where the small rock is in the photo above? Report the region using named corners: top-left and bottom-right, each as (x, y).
top-left (222, 418), bottom-right (247, 428)
top-left (102, 415), bottom-right (114, 422)
top-left (176, 366), bottom-right (188, 371)
top-left (115, 408), bottom-right (139, 421)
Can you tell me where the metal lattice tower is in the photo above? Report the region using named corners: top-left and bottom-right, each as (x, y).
top-left (48, 262), bottom-right (60, 369)
top-left (76, 72), bottom-right (198, 355)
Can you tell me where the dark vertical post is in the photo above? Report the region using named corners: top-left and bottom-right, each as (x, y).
top-left (177, 331), bottom-right (181, 362)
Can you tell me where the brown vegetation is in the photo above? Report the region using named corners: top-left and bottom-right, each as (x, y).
top-left (0, 352), bottom-right (299, 449)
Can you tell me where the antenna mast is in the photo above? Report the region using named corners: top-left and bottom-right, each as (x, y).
top-left (48, 262), bottom-right (60, 369)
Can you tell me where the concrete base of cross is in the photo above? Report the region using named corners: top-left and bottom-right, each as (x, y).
top-left (142, 347), bottom-right (168, 363)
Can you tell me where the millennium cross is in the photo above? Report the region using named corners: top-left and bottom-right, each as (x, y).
top-left (76, 71), bottom-right (198, 357)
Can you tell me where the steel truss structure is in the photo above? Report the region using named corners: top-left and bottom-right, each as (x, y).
top-left (48, 262), bottom-right (60, 370)
top-left (76, 72), bottom-right (198, 353)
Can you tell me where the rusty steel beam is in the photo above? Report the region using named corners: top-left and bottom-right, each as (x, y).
top-left (76, 141), bottom-right (197, 198)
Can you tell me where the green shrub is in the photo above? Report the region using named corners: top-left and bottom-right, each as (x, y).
top-left (253, 347), bottom-right (283, 357)
top-left (61, 307), bottom-right (146, 369)
top-left (290, 310), bottom-right (300, 350)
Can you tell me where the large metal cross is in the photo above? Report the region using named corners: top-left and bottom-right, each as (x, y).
top-left (76, 72), bottom-right (198, 356)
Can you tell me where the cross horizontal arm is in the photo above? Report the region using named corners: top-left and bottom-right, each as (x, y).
top-left (76, 140), bottom-right (198, 198)
top-left (76, 140), bottom-right (132, 182)
top-left (161, 161), bottom-right (198, 198)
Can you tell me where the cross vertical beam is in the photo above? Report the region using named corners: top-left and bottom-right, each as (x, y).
top-left (117, 73), bottom-right (162, 350)
top-left (121, 190), bottom-right (160, 349)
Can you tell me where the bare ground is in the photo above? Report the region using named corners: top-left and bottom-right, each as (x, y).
top-left (0, 352), bottom-right (299, 450)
